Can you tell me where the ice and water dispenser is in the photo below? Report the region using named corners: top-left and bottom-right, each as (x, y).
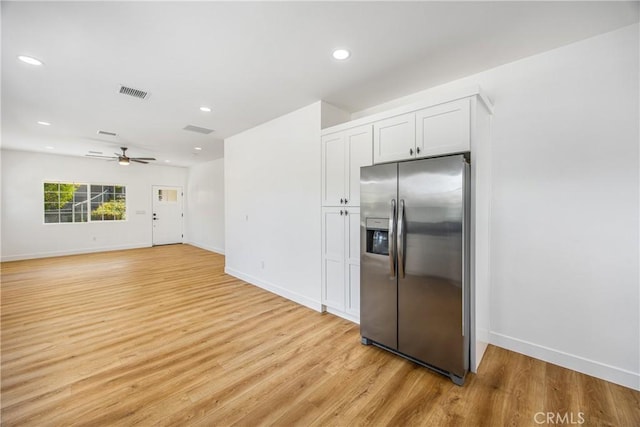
top-left (365, 218), bottom-right (389, 256)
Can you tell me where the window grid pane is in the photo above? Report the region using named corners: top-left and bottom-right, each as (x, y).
top-left (44, 182), bottom-right (126, 223)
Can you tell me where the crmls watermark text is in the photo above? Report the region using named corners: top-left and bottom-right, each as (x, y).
top-left (534, 412), bottom-right (586, 425)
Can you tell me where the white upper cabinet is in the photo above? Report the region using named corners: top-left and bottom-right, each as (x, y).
top-left (371, 97), bottom-right (473, 164)
top-left (322, 133), bottom-right (345, 206)
top-left (345, 126), bottom-right (373, 206)
top-left (322, 125), bottom-right (372, 206)
top-left (416, 98), bottom-right (470, 158)
top-left (373, 112), bottom-right (416, 164)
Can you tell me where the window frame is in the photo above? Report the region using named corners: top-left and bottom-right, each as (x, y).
top-left (43, 181), bottom-right (128, 225)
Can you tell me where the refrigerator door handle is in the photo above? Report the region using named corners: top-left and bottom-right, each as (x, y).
top-left (389, 199), bottom-right (396, 278)
top-left (397, 199), bottom-right (405, 279)
top-left (462, 160), bottom-right (470, 337)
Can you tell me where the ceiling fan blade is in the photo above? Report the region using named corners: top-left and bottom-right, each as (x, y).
top-left (86, 154), bottom-right (117, 159)
top-left (132, 157), bottom-right (156, 161)
top-left (131, 159), bottom-right (149, 164)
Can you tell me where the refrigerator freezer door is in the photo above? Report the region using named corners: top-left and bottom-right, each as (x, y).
top-left (397, 155), bottom-right (467, 378)
top-left (360, 162), bottom-right (398, 350)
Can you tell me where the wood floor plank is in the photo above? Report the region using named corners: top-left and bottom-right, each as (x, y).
top-left (2, 245), bottom-right (639, 426)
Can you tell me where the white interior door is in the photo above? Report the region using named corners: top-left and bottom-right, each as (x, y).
top-left (152, 186), bottom-right (183, 245)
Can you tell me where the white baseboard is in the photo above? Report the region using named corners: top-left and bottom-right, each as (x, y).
top-left (186, 241), bottom-right (225, 255)
top-left (324, 306), bottom-right (360, 324)
top-left (0, 243), bottom-right (151, 262)
top-left (490, 331), bottom-right (640, 391)
top-left (224, 267), bottom-right (323, 313)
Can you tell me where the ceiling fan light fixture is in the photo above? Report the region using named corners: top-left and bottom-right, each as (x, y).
top-left (87, 147), bottom-right (154, 165)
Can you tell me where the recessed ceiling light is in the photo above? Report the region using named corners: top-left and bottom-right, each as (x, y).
top-left (37, 121), bottom-right (51, 126)
top-left (45, 146), bottom-right (54, 150)
top-left (194, 147), bottom-right (202, 151)
top-left (332, 48), bottom-right (350, 60)
top-left (200, 106), bottom-right (212, 112)
top-left (165, 160), bottom-right (171, 163)
top-left (18, 55), bottom-right (44, 66)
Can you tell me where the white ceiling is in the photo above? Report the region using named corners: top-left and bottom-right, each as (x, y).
top-left (2, 1), bottom-right (638, 167)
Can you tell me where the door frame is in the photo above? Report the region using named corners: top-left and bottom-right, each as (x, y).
top-left (151, 185), bottom-right (184, 246)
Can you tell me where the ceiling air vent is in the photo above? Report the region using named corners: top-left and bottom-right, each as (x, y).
top-left (97, 130), bottom-right (117, 137)
top-left (183, 125), bottom-right (214, 135)
top-left (118, 85), bottom-right (150, 100)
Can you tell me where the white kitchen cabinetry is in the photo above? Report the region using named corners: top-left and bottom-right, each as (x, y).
top-left (321, 87), bottom-right (493, 372)
top-left (373, 112), bottom-right (416, 164)
top-left (321, 133), bottom-right (345, 207)
top-left (416, 98), bottom-right (470, 158)
top-left (321, 207), bottom-right (360, 320)
top-left (372, 98), bottom-right (472, 164)
top-left (322, 125), bottom-right (372, 206)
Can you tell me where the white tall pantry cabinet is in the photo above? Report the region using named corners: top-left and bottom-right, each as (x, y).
top-left (321, 125), bottom-right (372, 322)
top-left (320, 87), bottom-right (493, 372)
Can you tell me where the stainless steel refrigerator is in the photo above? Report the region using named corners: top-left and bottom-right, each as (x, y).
top-left (360, 154), bottom-right (470, 385)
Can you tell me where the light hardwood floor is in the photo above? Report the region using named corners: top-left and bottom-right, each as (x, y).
top-left (1, 245), bottom-right (638, 426)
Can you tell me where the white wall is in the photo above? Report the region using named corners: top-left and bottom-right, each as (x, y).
top-left (186, 158), bottom-right (225, 254)
top-left (355, 24), bottom-right (640, 390)
top-left (224, 102), bottom-right (322, 311)
top-left (1, 149), bottom-right (188, 261)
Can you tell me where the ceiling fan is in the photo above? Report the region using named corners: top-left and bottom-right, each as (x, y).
top-left (86, 147), bottom-right (156, 165)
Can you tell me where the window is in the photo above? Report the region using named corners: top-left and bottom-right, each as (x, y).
top-left (44, 182), bottom-right (126, 223)
top-left (90, 184), bottom-right (126, 221)
top-left (157, 189), bottom-right (178, 202)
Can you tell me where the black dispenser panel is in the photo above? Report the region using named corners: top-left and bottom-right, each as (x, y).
top-left (366, 218), bottom-right (389, 256)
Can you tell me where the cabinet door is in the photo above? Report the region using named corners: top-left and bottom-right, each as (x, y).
top-left (345, 208), bottom-right (361, 317)
top-left (322, 208), bottom-right (346, 311)
top-left (322, 132), bottom-right (345, 206)
top-left (373, 112), bottom-right (416, 164)
top-left (416, 98), bottom-right (470, 158)
top-left (345, 125), bottom-right (373, 206)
